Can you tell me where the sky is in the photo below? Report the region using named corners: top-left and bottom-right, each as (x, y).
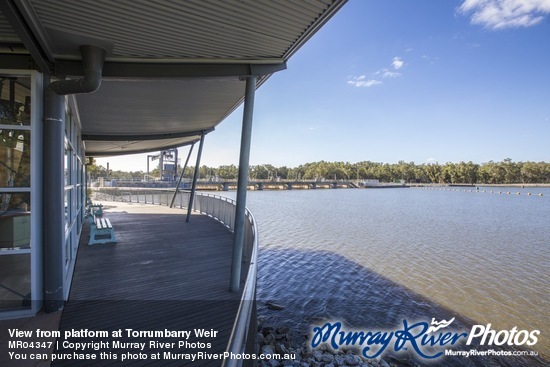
top-left (97, 0), bottom-right (550, 172)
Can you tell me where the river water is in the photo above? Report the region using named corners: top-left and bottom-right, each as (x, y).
top-left (222, 186), bottom-right (549, 366)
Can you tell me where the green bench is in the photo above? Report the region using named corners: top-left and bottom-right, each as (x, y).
top-left (89, 215), bottom-right (117, 245)
top-left (86, 198), bottom-right (103, 223)
top-left (86, 199), bottom-right (116, 245)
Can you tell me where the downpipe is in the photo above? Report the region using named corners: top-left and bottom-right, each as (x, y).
top-left (49, 45), bottom-right (106, 95)
top-left (43, 44), bottom-right (105, 312)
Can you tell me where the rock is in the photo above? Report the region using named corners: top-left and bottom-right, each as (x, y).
top-left (379, 360), bottom-right (390, 367)
top-left (312, 350), bottom-right (323, 361)
top-left (344, 354), bottom-right (361, 366)
top-left (321, 353), bottom-right (335, 363)
top-left (333, 355), bottom-right (345, 366)
top-left (275, 342), bottom-right (289, 354)
top-left (265, 332), bottom-right (276, 345)
top-left (266, 359), bottom-right (281, 367)
top-left (262, 344), bottom-right (276, 356)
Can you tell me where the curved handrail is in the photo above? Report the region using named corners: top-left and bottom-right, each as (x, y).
top-left (222, 208), bottom-right (258, 367)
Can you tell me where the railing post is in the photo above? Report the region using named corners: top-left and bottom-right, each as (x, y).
top-left (171, 143), bottom-right (194, 208)
top-left (230, 75), bottom-right (256, 292)
top-left (186, 134), bottom-right (205, 222)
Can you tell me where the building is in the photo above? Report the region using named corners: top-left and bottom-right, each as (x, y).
top-left (0, 0), bottom-right (347, 324)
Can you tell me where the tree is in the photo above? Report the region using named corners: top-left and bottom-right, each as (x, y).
top-left (82, 159), bottom-right (550, 185)
top-left (250, 165), bottom-right (269, 180)
top-left (423, 163), bottom-right (442, 184)
top-left (218, 165), bottom-right (238, 179)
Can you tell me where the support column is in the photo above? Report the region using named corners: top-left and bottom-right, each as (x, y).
top-left (186, 135), bottom-right (205, 222)
top-left (230, 75), bottom-right (256, 292)
top-left (42, 86), bottom-right (65, 313)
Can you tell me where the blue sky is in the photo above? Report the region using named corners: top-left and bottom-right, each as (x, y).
top-left (98, 0), bottom-right (550, 172)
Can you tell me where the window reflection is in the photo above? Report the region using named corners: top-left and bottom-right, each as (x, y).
top-left (0, 78), bottom-right (31, 126)
top-left (0, 76), bottom-right (32, 312)
top-left (64, 143), bottom-right (69, 186)
top-left (0, 192), bottom-right (30, 249)
top-left (0, 254), bottom-right (31, 310)
top-left (64, 190), bottom-right (70, 230)
top-left (0, 130), bottom-right (30, 188)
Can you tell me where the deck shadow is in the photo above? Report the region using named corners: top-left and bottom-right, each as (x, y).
top-left (256, 248), bottom-right (547, 367)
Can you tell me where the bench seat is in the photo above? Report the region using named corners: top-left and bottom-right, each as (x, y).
top-left (89, 216), bottom-right (117, 245)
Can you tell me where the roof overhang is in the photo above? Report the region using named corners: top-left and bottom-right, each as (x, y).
top-left (1, 0), bottom-right (348, 157)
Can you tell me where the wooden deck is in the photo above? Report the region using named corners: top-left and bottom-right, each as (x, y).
top-left (54, 202), bottom-right (245, 366)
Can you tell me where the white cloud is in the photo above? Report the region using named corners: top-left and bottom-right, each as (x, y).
top-left (422, 54), bottom-right (439, 64)
top-left (347, 57), bottom-right (405, 88)
top-left (392, 57), bottom-right (404, 69)
top-left (383, 70), bottom-right (401, 78)
top-left (375, 68), bottom-right (401, 78)
top-left (458, 0), bottom-right (550, 29)
top-left (347, 77), bottom-right (382, 88)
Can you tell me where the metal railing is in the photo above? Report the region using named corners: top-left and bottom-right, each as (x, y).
top-left (93, 187), bottom-right (258, 365)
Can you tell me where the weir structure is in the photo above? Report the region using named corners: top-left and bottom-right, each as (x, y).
top-left (0, 1), bottom-right (348, 365)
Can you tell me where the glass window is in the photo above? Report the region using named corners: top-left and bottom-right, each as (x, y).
top-left (0, 78), bottom-right (31, 126)
top-left (72, 151), bottom-right (77, 185)
top-left (64, 142), bottom-right (68, 185)
top-left (64, 110), bottom-right (71, 137)
top-left (64, 142), bottom-right (73, 186)
top-left (0, 75), bottom-right (32, 313)
top-left (0, 130), bottom-right (31, 188)
top-left (0, 253), bottom-right (31, 310)
top-left (64, 190), bottom-right (71, 229)
top-left (65, 236), bottom-right (70, 266)
top-left (0, 191), bottom-right (31, 249)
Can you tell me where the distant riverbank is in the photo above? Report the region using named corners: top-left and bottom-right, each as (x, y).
top-left (409, 183), bottom-right (550, 188)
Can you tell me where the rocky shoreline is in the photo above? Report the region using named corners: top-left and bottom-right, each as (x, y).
top-left (256, 318), bottom-right (417, 367)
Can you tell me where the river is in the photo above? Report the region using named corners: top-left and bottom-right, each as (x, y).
top-left (222, 186), bottom-right (549, 366)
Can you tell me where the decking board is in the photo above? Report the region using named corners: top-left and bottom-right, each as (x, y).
top-left (53, 202), bottom-right (246, 366)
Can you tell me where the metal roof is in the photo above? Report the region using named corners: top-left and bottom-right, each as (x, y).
top-left (0, 0), bottom-right (347, 156)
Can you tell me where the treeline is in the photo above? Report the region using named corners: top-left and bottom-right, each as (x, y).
top-left (88, 159), bottom-right (550, 184)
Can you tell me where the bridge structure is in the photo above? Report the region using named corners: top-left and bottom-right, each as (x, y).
top-left (102, 179), bottom-right (412, 191)
top-left (197, 179), bottom-right (360, 191)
